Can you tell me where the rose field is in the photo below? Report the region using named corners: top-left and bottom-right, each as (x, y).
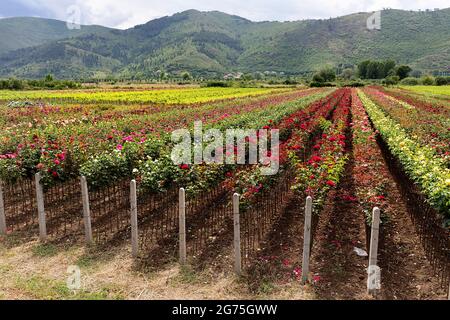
top-left (0, 85), bottom-right (448, 300)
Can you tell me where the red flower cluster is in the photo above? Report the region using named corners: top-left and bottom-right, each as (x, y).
top-left (351, 89), bottom-right (391, 223)
top-left (291, 88), bottom-right (352, 202)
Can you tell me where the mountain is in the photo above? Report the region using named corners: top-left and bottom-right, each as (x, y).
top-left (0, 17), bottom-right (112, 55)
top-left (0, 9), bottom-right (449, 79)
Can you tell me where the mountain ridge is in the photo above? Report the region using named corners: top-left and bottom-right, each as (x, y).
top-left (0, 8), bottom-right (449, 79)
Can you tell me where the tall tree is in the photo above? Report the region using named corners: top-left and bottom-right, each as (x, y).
top-left (396, 65), bottom-right (412, 80)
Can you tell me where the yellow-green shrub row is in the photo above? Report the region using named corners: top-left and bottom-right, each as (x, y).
top-left (358, 89), bottom-right (450, 220)
top-left (0, 87), bottom-right (287, 105)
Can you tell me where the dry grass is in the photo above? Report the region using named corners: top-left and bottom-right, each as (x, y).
top-left (0, 234), bottom-right (314, 300)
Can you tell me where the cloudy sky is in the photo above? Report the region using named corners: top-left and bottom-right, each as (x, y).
top-left (1, 0), bottom-right (449, 29)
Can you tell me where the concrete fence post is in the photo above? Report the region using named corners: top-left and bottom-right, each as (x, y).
top-left (130, 180), bottom-right (138, 258)
top-left (367, 207), bottom-right (381, 295)
top-left (233, 193), bottom-right (241, 276)
top-left (80, 176), bottom-right (93, 244)
top-left (0, 180), bottom-right (6, 235)
top-left (179, 188), bottom-right (187, 265)
top-left (35, 173), bottom-right (46, 241)
top-left (301, 196), bottom-right (313, 284)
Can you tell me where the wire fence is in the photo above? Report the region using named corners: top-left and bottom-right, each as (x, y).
top-left (44, 178), bottom-right (83, 239)
top-left (0, 165), bottom-right (447, 293)
top-left (406, 190), bottom-right (450, 289)
top-left (137, 185), bottom-right (179, 255)
top-left (2, 178), bottom-right (37, 232)
top-left (240, 169), bottom-right (294, 269)
top-left (377, 135), bottom-right (450, 289)
top-left (89, 178), bottom-right (131, 244)
top-left (185, 183), bottom-right (232, 257)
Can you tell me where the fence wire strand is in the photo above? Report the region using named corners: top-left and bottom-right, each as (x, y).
top-left (240, 169), bottom-right (294, 268)
top-left (44, 178), bottom-right (83, 239)
top-left (89, 179), bottom-right (131, 244)
top-left (3, 178), bottom-right (37, 231)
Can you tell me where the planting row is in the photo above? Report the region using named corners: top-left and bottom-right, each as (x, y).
top-left (0, 87), bottom-right (286, 105)
top-left (350, 90), bottom-right (390, 225)
top-left (0, 89), bottom-right (329, 187)
top-left (363, 87), bottom-right (450, 164)
top-left (0, 89), bottom-right (337, 236)
top-left (358, 89), bottom-right (450, 221)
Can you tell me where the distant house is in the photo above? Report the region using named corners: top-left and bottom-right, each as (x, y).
top-left (223, 72), bottom-right (243, 80)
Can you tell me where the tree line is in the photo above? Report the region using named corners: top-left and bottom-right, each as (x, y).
top-left (357, 60), bottom-right (412, 81)
top-left (0, 75), bottom-right (81, 90)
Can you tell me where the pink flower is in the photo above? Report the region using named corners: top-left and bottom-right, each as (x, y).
top-left (53, 159), bottom-right (60, 165)
top-left (116, 144), bottom-right (123, 151)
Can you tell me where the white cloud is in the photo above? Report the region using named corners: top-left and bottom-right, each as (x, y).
top-left (8, 0), bottom-right (450, 29)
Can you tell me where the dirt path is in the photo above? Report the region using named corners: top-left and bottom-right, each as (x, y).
top-left (308, 155), bottom-right (369, 300)
top-left (308, 105), bottom-right (446, 300)
top-left (373, 139), bottom-right (447, 300)
top-left (376, 187), bottom-right (446, 299)
top-left (245, 191), bottom-right (305, 293)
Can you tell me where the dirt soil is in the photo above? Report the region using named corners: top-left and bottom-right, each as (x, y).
top-left (307, 133), bottom-right (446, 300)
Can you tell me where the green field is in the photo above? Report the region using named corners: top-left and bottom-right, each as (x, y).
top-left (401, 85), bottom-right (450, 96)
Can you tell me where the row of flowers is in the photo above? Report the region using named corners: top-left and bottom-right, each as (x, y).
top-left (0, 89), bottom-right (327, 187)
top-left (133, 90), bottom-right (334, 197)
top-left (0, 87), bottom-right (286, 105)
top-left (0, 88), bottom-right (319, 132)
top-left (358, 90), bottom-right (450, 222)
top-left (350, 89), bottom-right (390, 224)
top-left (380, 86), bottom-right (450, 116)
top-left (289, 88), bottom-right (352, 212)
top-left (222, 89), bottom-right (346, 207)
top-left (0, 89), bottom-right (317, 157)
top-left (363, 87), bottom-right (450, 165)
